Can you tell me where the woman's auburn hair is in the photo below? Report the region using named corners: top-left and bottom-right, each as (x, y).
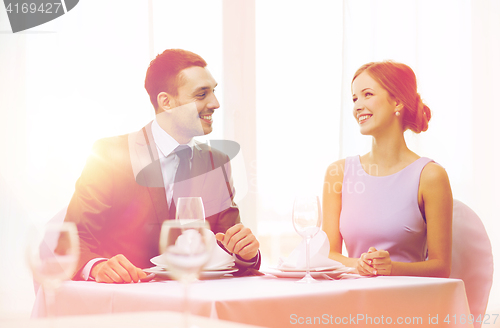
top-left (353, 61), bottom-right (431, 134)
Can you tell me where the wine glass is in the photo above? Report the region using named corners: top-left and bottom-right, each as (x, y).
top-left (292, 195), bottom-right (322, 283)
top-left (175, 197), bottom-right (205, 223)
top-left (26, 221), bottom-right (79, 318)
top-left (159, 219), bottom-right (212, 328)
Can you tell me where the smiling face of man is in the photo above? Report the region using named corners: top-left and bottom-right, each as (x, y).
top-left (156, 66), bottom-right (220, 143)
top-left (172, 66), bottom-right (219, 136)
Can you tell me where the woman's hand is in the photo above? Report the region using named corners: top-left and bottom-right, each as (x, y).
top-left (362, 247), bottom-right (392, 276)
top-left (356, 247), bottom-right (392, 276)
top-left (356, 247), bottom-right (377, 276)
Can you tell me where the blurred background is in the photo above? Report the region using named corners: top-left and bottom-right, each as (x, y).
top-left (1, 0), bottom-right (499, 322)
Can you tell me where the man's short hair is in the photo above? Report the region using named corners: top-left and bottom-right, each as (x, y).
top-left (145, 49), bottom-right (207, 111)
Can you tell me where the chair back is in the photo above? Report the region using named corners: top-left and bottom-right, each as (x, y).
top-left (450, 200), bottom-right (493, 328)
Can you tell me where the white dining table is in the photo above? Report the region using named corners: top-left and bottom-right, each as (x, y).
top-left (31, 274), bottom-right (473, 328)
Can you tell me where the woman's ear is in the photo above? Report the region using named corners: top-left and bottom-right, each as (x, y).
top-left (395, 99), bottom-right (404, 110)
top-left (393, 99), bottom-right (404, 117)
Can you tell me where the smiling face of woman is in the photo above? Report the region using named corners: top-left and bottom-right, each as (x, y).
top-left (351, 71), bottom-right (402, 137)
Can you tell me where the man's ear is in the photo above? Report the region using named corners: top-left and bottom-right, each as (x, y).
top-left (157, 92), bottom-right (173, 112)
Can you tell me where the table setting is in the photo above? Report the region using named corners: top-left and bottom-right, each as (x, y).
top-left (28, 195), bottom-right (473, 328)
top-left (145, 229), bottom-right (238, 279)
top-left (140, 195), bottom-right (357, 282)
top-left (263, 230), bottom-right (356, 279)
top-left (260, 195), bottom-right (358, 280)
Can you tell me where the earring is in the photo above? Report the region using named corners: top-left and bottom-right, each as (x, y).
top-left (395, 111), bottom-right (401, 117)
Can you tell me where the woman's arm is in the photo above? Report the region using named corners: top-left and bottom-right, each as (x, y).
top-left (322, 159), bottom-right (375, 275)
top-left (365, 162), bottom-right (453, 277)
top-left (322, 160), bottom-right (346, 262)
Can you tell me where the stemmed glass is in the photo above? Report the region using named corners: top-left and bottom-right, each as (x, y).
top-left (160, 198), bottom-right (211, 328)
top-left (26, 221), bottom-right (80, 318)
top-left (292, 195), bottom-right (322, 283)
top-left (175, 197), bottom-right (205, 223)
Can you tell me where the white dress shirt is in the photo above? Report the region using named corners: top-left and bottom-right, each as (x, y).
top-left (150, 119), bottom-right (196, 207)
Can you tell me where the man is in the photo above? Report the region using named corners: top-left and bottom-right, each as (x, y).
top-left (65, 49), bottom-right (260, 283)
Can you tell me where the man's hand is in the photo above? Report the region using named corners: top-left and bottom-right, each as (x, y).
top-left (215, 223), bottom-right (259, 261)
top-left (91, 254), bottom-right (153, 283)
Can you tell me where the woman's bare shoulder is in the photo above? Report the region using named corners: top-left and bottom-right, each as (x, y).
top-left (421, 162), bottom-right (450, 186)
top-left (325, 159), bottom-right (346, 183)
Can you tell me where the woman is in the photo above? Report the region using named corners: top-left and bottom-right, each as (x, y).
top-left (323, 61), bottom-right (452, 277)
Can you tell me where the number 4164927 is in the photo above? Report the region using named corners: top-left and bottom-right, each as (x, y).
top-left (443, 314), bottom-right (498, 325)
top-left (5, 3), bottom-right (62, 14)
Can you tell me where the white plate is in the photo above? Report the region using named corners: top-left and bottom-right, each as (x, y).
top-left (144, 266), bottom-right (238, 280)
top-left (150, 255), bottom-right (234, 271)
top-left (264, 267), bottom-right (354, 279)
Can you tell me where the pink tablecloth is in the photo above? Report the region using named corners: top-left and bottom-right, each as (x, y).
top-left (32, 275), bottom-right (472, 328)
top-left (5, 311), bottom-right (266, 328)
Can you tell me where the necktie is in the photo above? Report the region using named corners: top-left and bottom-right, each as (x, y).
top-left (169, 145), bottom-right (192, 219)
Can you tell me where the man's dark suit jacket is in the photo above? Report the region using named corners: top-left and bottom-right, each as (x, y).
top-left (65, 122), bottom-right (253, 279)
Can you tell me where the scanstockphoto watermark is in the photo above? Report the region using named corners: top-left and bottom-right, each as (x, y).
top-left (290, 313), bottom-right (499, 325)
top-left (290, 314), bottom-right (423, 325)
top-left (3, 0), bottom-right (79, 33)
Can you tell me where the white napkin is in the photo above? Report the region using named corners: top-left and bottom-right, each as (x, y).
top-left (152, 229), bottom-right (234, 271)
top-left (204, 229), bottom-right (235, 270)
top-left (169, 229), bottom-right (206, 254)
top-left (278, 230), bottom-right (343, 271)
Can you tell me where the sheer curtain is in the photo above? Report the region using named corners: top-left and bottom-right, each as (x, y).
top-left (0, 1), bottom-right (152, 317)
top-left (0, 0), bottom-right (224, 318)
top-left (255, 0), bottom-right (344, 269)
